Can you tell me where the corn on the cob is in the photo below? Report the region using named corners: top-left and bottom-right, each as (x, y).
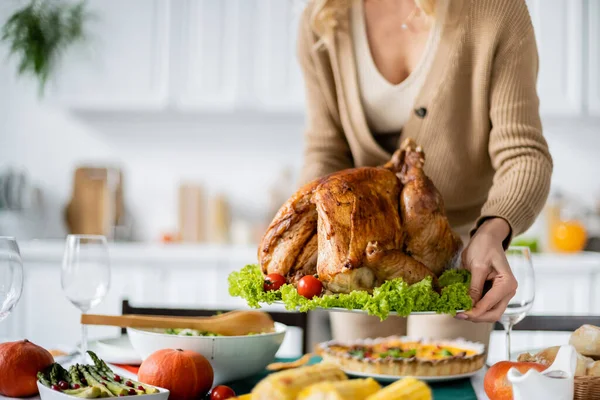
top-left (251, 363), bottom-right (348, 400)
top-left (366, 377), bottom-right (432, 400)
top-left (298, 378), bottom-right (381, 400)
top-left (231, 395), bottom-right (252, 400)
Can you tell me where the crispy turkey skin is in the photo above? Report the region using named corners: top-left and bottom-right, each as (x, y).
top-left (258, 139), bottom-right (462, 293)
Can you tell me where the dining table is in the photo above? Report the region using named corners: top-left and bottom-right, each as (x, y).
top-left (0, 340), bottom-right (490, 400)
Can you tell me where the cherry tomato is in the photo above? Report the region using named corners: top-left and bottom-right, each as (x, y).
top-left (264, 273), bottom-right (286, 291)
top-left (298, 275), bottom-right (323, 299)
top-left (210, 385), bottom-right (236, 400)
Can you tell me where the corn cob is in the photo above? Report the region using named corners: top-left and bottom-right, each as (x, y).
top-left (366, 377), bottom-right (432, 400)
top-left (298, 378), bottom-right (381, 400)
top-left (251, 363), bottom-right (348, 400)
top-left (231, 395), bottom-right (252, 400)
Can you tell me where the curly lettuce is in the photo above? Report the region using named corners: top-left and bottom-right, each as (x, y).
top-left (228, 264), bottom-right (472, 320)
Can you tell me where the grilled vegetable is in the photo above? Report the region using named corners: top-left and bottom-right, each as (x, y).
top-left (78, 365), bottom-right (114, 398)
top-left (69, 365), bottom-right (84, 387)
top-left (251, 363), bottom-right (347, 400)
top-left (85, 366), bottom-right (128, 396)
top-left (298, 378), bottom-right (381, 399)
top-left (37, 371), bottom-right (52, 388)
top-left (365, 377), bottom-right (431, 400)
top-left (63, 386), bottom-right (102, 398)
top-left (88, 351), bottom-right (158, 395)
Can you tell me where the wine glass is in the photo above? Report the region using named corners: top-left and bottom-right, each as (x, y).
top-left (500, 246), bottom-right (535, 360)
top-left (61, 235), bottom-right (110, 362)
top-left (0, 237), bottom-right (24, 323)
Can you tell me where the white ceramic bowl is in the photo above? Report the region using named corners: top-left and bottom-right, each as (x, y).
top-left (127, 322), bottom-right (287, 384)
top-left (37, 381), bottom-right (169, 400)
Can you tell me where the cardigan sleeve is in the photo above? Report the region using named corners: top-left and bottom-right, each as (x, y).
top-left (296, 8), bottom-right (354, 185)
top-left (472, 12), bottom-right (553, 241)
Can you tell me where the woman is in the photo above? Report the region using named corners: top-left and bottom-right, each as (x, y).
top-left (297, 0), bottom-right (552, 347)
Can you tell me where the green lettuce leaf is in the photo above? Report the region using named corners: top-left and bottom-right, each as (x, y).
top-left (228, 264), bottom-right (473, 320)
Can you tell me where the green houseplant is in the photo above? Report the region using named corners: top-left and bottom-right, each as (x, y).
top-left (1, 0), bottom-right (89, 95)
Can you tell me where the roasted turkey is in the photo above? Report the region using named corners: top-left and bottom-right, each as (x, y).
top-left (258, 139), bottom-right (462, 294)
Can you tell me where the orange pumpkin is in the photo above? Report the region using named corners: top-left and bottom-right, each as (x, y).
top-left (484, 361), bottom-right (547, 400)
top-left (138, 349), bottom-right (214, 400)
top-left (0, 339), bottom-right (54, 397)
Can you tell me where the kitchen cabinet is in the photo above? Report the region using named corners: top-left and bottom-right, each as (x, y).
top-left (526, 0), bottom-right (584, 116)
top-left (252, 0), bottom-right (305, 112)
top-left (173, 0), bottom-right (241, 111)
top-left (588, 0), bottom-right (600, 116)
top-left (48, 0), bottom-right (170, 110)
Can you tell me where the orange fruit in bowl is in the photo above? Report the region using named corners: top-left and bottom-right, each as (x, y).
top-left (551, 220), bottom-right (587, 253)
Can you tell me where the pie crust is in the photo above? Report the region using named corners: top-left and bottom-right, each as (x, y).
top-left (316, 336), bottom-right (486, 377)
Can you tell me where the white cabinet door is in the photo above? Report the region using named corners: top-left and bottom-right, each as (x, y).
top-left (49, 0), bottom-right (170, 110)
top-left (173, 0), bottom-right (241, 111)
top-left (588, 0), bottom-right (600, 116)
top-left (527, 0), bottom-right (583, 116)
top-left (253, 0), bottom-right (305, 112)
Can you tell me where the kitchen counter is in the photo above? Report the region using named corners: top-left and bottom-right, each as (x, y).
top-left (17, 240), bottom-right (600, 270)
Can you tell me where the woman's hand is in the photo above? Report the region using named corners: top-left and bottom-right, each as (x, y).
top-left (456, 218), bottom-right (517, 323)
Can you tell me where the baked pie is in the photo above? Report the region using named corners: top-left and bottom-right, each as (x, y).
top-left (316, 336), bottom-right (485, 377)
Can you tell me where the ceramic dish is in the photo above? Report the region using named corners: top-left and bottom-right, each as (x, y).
top-left (37, 381), bottom-right (169, 400)
top-left (127, 322), bottom-right (287, 384)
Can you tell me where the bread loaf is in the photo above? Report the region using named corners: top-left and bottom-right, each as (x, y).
top-left (586, 360), bottom-right (600, 376)
top-left (517, 346), bottom-right (593, 376)
top-left (570, 325), bottom-right (600, 358)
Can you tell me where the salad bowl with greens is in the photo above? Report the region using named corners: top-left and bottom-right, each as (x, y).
top-left (228, 264), bottom-right (473, 321)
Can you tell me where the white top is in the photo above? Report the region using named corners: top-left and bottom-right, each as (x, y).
top-left (351, 0), bottom-right (448, 134)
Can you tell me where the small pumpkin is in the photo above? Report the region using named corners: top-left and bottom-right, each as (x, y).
top-left (0, 339), bottom-right (54, 397)
top-left (138, 349), bottom-right (214, 400)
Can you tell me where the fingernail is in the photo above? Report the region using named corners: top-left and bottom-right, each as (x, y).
top-left (455, 313), bottom-right (468, 320)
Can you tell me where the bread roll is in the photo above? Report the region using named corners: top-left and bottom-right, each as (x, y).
top-left (570, 325), bottom-right (600, 357)
top-left (587, 360), bottom-right (600, 376)
top-left (517, 346), bottom-right (592, 376)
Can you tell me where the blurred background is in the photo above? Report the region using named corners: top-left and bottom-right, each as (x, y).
top-left (0, 0), bottom-right (599, 362)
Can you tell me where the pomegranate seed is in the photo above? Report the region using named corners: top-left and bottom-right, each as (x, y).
top-left (72, 384), bottom-right (81, 389)
top-left (102, 376), bottom-right (108, 380)
top-left (114, 374), bottom-right (121, 382)
top-left (81, 378), bottom-right (88, 385)
top-left (102, 382), bottom-right (107, 387)
top-left (58, 381), bottom-right (69, 391)
top-left (137, 386), bottom-right (144, 391)
top-left (51, 385), bottom-right (60, 391)
top-left (125, 381), bottom-right (134, 388)
top-left (128, 389), bottom-right (137, 395)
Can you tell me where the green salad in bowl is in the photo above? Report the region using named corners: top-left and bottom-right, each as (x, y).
top-left (228, 264), bottom-right (473, 321)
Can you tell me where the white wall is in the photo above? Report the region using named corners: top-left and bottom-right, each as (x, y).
top-left (0, 55), bottom-right (305, 241)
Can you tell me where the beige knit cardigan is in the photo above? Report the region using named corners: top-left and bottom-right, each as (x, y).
top-left (297, 0), bottom-right (553, 239)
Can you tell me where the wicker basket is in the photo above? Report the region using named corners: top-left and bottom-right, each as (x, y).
top-left (575, 376), bottom-right (600, 400)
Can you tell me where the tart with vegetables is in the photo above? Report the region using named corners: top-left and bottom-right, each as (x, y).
top-left (316, 336), bottom-right (485, 377)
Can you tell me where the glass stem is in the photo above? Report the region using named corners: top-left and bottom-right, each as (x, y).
top-left (81, 315), bottom-right (88, 363)
top-left (504, 323), bottom-right (513, 361)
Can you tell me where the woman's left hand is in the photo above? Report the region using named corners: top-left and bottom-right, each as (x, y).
top-left (456, 218), bottom-right (517, 323)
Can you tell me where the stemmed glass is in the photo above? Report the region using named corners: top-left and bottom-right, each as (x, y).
top-left (61, 235), bottom-right (110, 362)
top-left (500, 246), bottom-right (535, 360)
top-left (0, 237), bottom-right (24, 323)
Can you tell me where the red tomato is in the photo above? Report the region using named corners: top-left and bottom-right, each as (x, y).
top-left (210, 385), bottom-right (236, 400)
top-left (264, 273), bottom-right (286, 291)
top-left (298, 275), bottom-right (323, 299)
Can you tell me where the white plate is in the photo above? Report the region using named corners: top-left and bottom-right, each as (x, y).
top-left (37, 381), bottom-right (169, 400)
top-left (88, 335), bottom-right (142, 365)
top-left (273, 301), bottom-right (464, 316)
top-left (343, 367), bottom-right (484, 383)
